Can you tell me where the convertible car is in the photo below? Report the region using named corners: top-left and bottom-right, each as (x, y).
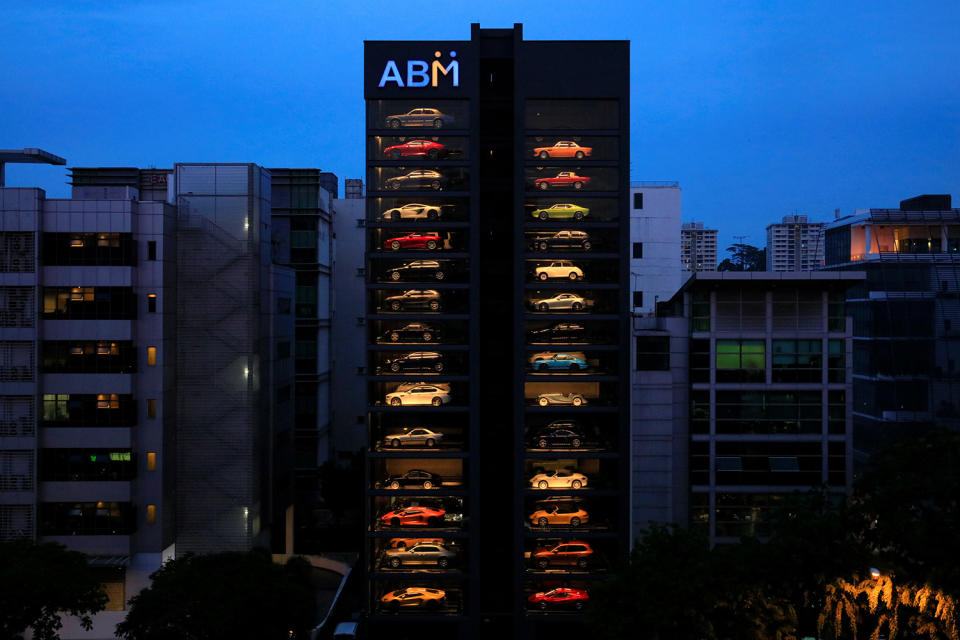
top-left (536, 393), bottom-right (587, 407)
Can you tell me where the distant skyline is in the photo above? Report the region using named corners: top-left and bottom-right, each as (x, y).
top-left (3, 0), bottom-right (958, 251)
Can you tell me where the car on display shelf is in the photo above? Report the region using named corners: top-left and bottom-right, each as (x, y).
top-left (528, 502), bottom-right (590, 527)
top-left (388, 537), bottom-right (444, 549)
top-left (382, 469), bottom-right (443, 490)
top-left (536, 392), bottom-right (588, 407)
top-left (380, 506), bottom-right (447, 528)
top-left (527, 322), bottom-right (587, 343)
top-left (381, 587), bottom-right (447, 611)
top-left (379, 203), bottom-right (451, 221)
top-left (381, 351), bottom-right (445, 373)
top-left (383, 289), bottom-right (441, 312)
top-left (529, 468), bottom-right (589, 490)
top-left (383, 139), bottom-right (447, 159)
top-left (532, 541), bottom-right (594, 570)
top-left (534, 261), bottom-right (584, 281)
top-left (529, 292), bottom-right (588, 312)
top-left (531, 230), bottom-right (592, 252)
top-left (535, 171), bottom-right (591, 191)
top-left (530, 422), bottom-right (586, 449)
top-left (382, 542), bottom-right (457, 569)
top-left (385, 108), bottom-right (455, 129)
top-left (383, 427), bottom-right (445, 448)
top-left (385, 169), bottom-right (447, 191)
top-left (530, 352), bottom-right (587, 372)
top-left (385, 260), bottom-right (447, 281)
top-left (383, 232), bottom-right (442, 251)
top-left (530, 203), bottom-right (590, 221)
top-left (379, 322), bottom-right (442, 343)
top-left (533, 141), bottom-right (593, 159)
top-left (527, 587), bottom-right (590, 611)
top-left (385, 383), bottom-right (451, 407)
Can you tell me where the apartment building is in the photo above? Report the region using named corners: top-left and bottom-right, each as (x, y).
top-left (681, 221), bottom-right (718, 272)
top-left (766, 214), bottom-right (825, 271)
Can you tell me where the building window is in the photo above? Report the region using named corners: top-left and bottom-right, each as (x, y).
top-left (93, 567), bottom-right (126, 611)
top-left (632, 242), bottom-right (643, 259)
top-left (827, 339), bottom-right (845, 383)
top-left (146, 347), bottom-right (157, 367)
top-left (146, 504), bottom-right (156, 524)
top-left (356, 415), bottom-right (365, 424)
top-left (769, 456), bottom-right (800, 472)
top-left (636, 336), bottom-right (669, 370)
top-left (690, 339), bottom-right (710, 383)
top-left (716, 456), bottom-right (743, 472)
top-left (633, 192), bottom-right (643, 209)
top-left (691, 291), bottom-right (710, 332)
top-left (97, 394), bottom-right (120, 409)
top-left (772, 339), bottom-right (822, 383)
top-left (716, 339), bottom-right (765, 382)
top-left (277, 297), bottom-right (291, 315)
top-left (147, 241), bottom-right (157, 261)
top-left (147, 399), bottom-right (157, 419)
top-left (147, 294), bottom-right (157, 313)
top-left (633, 291), bottom-right (643, 308)
top-left (277, 341), bottom-right (290, 359)
top-left (147, 452), bottom-right (156, 471)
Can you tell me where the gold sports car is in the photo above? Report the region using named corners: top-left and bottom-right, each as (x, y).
top-left (381, 586), bottom-right (447, 610)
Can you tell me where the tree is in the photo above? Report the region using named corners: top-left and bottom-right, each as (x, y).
top-left (0, 539), bottom-right (107, 640)
top-left (115, 550), bottom-right (315, 640)
top-left (718, 244), bottom-right (765, 271)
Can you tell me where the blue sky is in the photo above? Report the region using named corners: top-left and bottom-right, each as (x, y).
top-left (3, 0), bottom-right (958, 252)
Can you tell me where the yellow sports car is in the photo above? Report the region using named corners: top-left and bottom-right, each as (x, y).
top-left (381, 586), bottom-right (447, 611)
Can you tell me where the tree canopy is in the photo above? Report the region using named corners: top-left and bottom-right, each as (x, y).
top-left (717, 243), bottom-right (765, 271)
top-left (0, 539), bottom-right (107, 640)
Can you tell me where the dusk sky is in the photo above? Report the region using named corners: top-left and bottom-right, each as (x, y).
top-left (4, 0), bottom-right (959, 251)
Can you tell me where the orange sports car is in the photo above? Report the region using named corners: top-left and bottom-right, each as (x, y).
top-left (528, 503), bottom-right (589, 527)
top-left (380, 506), bottom-right (446, 527)
top-left (533, 141), bottom-right (593, 159)
top-left (381, 586), bottom-right (446, 611)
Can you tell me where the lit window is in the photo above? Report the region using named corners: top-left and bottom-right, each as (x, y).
top-left (147, 347), bottom-right (157, 366)
top-left (147, 452), bottom-right (156, 471)
top-left (70, 237), bottom-right (85, 248)
top-left (97, 342), bottom-right (119, 356)
top-left (146, 504), bottom-right (156, 524)
top-left (97, 394), bottom-right (120, 409)
top-left (147, 294), bottom-right (157, 313)
top-left (147, 398), bottom-right (156, 418)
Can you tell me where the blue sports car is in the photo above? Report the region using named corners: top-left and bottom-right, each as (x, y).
top-left (531, 353), bottom-right (588, 372)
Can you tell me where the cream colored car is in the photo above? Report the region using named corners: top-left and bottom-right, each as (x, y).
top-left (529, 468), bottom-right (588, 490)
top-left (535, 261), bottom-right (584, 282)
top-left (385, 383), bottom-right (451, 406)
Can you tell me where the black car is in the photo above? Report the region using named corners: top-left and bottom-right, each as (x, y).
top-left (379, 323), bottom-right (443, 343)
top-left (385, 170), bottom-right (448, 191)
top-left (527, 322), bottom-right (587, 343)
top-left (382, 289), bottom-right (441, 312)
top-left (385, 260), bottom-right (447, 282)
top-left (383, 469), bottom-right (443, 490)
top-left (530, 421), bottom-right (586, 449)
top-left (381, 351), bottom-right (444, 373)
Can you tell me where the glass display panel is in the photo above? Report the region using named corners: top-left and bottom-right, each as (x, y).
top-left (371, 458), bottom-right (465, 491)
top-left (525, 537), bottom-right (614, 574)
top-left (370, 412), bottom-right (466, 452)
top-left (524, 578), bottom-right (593, 614)
top-left (371, 495), bottom-right (466, 532)
top-left (525, 319), bottom-right (619, 346)
top-left (373, 536), bottom-right (466, 573)
top-left (524, 197), bottom-right (621, 223)
top-left (371, 319), bottom-right (467, 346)
top-left (525, 136), bottom-right (618, 161)
top-left (369, 287), bottom-right (469, 314)
top-left (525, 167), bottom-right (618, 193)
top-left (525, 289), bottom-right (621, 315)
top-left (523, 380), bottom-right (618, 407)
top-left (372, 578), bottom-right (465, 615)
top-left (368, 196), bottom-right (468, 223)
top-left (369, 380), bottom-right (468, 407)
top-left (371, 348), bottom-right (468, 376)
top-left (524, 415), bottom-right (614, 452)
top-left (369, 135), bottom-right (468, 160)
top-left (524, 228), bottom-right (620, 254)
top-left (525, 100), bottom-right (619, 130)
top-left (524, 458), bottom-right (615, 491)
top-left (525, 258), bottom-right (619, 284)
top-left (523, 495), bottom-right (618, 532)
top-left (369, 166), bottom-right (469, 193)
top-left (370, 257), bottom-right (467, 284)
top-left (526, 349), bottom-right (616, 375)
top-left (368, 100), bottom-right (470, 130)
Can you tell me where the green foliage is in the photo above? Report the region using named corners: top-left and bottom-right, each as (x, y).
top-left (115, 550), bottom-right (314, 640)
top-left (718, 243), bottom-right (765, 271)
top-left (0, 539), bottom-right (107, 640)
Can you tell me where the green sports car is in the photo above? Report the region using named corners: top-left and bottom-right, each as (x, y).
top-left (530, 203), bottom-right (590, 221)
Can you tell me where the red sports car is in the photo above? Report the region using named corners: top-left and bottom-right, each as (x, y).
top-left (380, 507), bottom-right (446, 528)
top-left (535, 172), bottom-right (591, 190)
top-left (383, 139), bottom-right (447, 159)
top-left (527, 587), bottom-right (589, 611)
top-left (383, 232), bottom-right (442, 251)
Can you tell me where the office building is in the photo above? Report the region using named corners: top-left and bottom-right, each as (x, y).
top-left (363, 24), bottom-right (630, 639)
top-left (681, 221), bottom-right (718, 272)
top-left (766, 214), bottom-right (825, 271)
top-left (632, 272), bottom-right (861, 546)
top-left (823, 194), bottom-right (960, 461)
top-left (630, 182), bottom-right (682, 316)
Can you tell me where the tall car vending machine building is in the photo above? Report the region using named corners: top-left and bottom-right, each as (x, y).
top-left (363, 24), bottom-right (630, 639)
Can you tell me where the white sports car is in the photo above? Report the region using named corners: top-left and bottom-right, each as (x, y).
top-left (529, 469), bottom-right (589, 490)
top-left (383, 428), bottom-right (444, 448)
top-left (380, 203), bottom-right (444, 221)
top-left (529, 293), bottom-right (587, 312)
top-left (385, 383), bottom-right (451, 407)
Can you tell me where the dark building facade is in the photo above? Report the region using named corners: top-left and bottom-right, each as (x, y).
top-left (364, 24), bottom-right (630, 639)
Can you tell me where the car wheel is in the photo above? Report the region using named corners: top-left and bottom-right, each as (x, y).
top-left (391, 398), bottom-right (401, 406)
top-left (575, 151), bottom-right (584, 159)
top-left (537, 559), bottom-right (548, 569)
top-left (571, 438), bottom-right (582, 448)
top-left (390, 558), bottom-right (401, 568)
top-left (538, 182), bottom-right (549, 190)
top-left (391, 439), bottom-right (401, 448)
top-left (389, 480), bottom-right (400, 490)
top-left (390, 517), bottom-right (401, 527)
top-left (575, 601), bottom-right (584, 611)
top-left (390, 181), bottom-right (400, 190)
top-left (425, 438), bottom-right (435, 448)
top-left (426, 240), bottom-right (438, 250)
top-left (426, 599), bottom-right (440, 610)
top-left (390, 332), bottom-right (400, 341)
top-left (538, 303), bottom-right (548, 312)
top-left (429, 300), bottom-right (440, 311)
top-left (428, 149), bottom-right (439, 160)
top-left (572, 396), bottom-right (583, 406)
top-left (389, 601), bottom-right (400, 612)
top-left (572, 302), bottom-right (583, 311)
top-left (434, 362), bottom-right (443, 372)
top-left (390, 150), bottom-right (401, 159)
top-left (431, 397), bottom-right (442, 406)
top-left (434, 271), bottom-right (444, 280)
top-left (538, 517), bottom-right (549, 527)
top-left (433, 119), bottom-right (443, 128)
top-left (538, 397), bottom-right (549, 406)
top-left (574, 211), bottom-right (583, 221)
top-left (570, 517), bottom-right (581, 527)
top-left (574, 181), bottom-right (583, 190)
top-left (569, 363), bottom-right (579, 371)
top-left (539, 601), bottom-right (548, 611)
top-left (569, 272), bottom-right (578, 281)
top-left (427, 210), bottom-right (438, 220)
top-left (390, 302), bottom-right (401, 311)
top-left (423, 480), bottom-right (433, 489)
top-left (390, 362), bottom-right (400, 372)
top-left (388, 119), bottom-right (400, 129)
top-left (390, 271), bottom-right (401, 281)
top-left (538, 211), bottom-right (549, 220)
top-left (538, 480), bottom-right (548, 489)
top-left (538, 241), bottom-right (549, 252)
top-left (538, 363), bottom-right (547, 372)
top-left (438, 557), bottom-right (448, 568)
top-left (538, 272), bottom-right (548, 281)
top-left (582, 241), bottom-right (592, 251)
top-left (539, 151), bottom-right (548, 159)
top-left (422, 332), bottom-right (432, 341)
top-left (431, 180), bottom-right (441, 190)
top-left (390, 240), bottom-right (401, 251)
top-left (577, 559), bottom-right (588, 569)
top-left (538, 438), bottom-right (548, 448)
top-left (571, 480), bottom-right (582, 489)
top-left (427, 517), bottom-right (440, 527)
